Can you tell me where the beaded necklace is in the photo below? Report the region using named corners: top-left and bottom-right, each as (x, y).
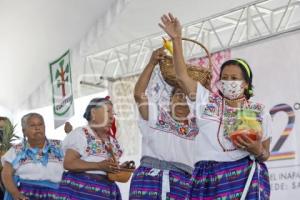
top-left (217, 96), bottom-right (248, 152)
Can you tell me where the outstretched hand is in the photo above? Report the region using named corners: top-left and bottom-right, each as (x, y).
top-left (159, 13), bottom-right (182, 40)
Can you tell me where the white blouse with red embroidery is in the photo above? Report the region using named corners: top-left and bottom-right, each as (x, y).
top-left (190, 83), bottom-right (272, 162)
top-left (139, 96), bottom-right (199, 167)
top-left (62, 126), bottom-right (123, 175)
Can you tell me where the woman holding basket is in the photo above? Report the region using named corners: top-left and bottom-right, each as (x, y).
top-left (130, 48), bottom-right (199, 199)
top-left (159, 13), bottom-right (271, 199)
top-left (59, 97), bottom-right (134, 200)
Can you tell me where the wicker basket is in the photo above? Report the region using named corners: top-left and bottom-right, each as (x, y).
top-left (105, 143), bottom-right (135, 183)
top-left (107, 167), bottom-right (135, 183)
top-left (159, 38), bottom-right (212, 88)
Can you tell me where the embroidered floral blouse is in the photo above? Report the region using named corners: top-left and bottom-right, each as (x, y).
top-left (62, 126), bottom-right (123, 175)
top-left (1, 139), bottom-right (64, 183)
top-left (191, 83), bottom-right (272, 162)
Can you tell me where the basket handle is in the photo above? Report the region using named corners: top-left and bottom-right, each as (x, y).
top-left (182, 37), bottom-right (212, 72)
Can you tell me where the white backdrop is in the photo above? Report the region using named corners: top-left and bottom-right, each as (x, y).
top-left (231, 30), bottom-right (300, 199)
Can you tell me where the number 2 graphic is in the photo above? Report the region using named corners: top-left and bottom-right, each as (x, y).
top-left (269, 103), bottom-right (295, 161)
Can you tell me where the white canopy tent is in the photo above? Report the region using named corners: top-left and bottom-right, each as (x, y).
top-left (0, 0), bottom-right (262, 116)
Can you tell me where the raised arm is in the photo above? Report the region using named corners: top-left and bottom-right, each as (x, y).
top-left (134, 48), bottom-right (165, 120)
top-left (159, 13), bottom-right (197, 101)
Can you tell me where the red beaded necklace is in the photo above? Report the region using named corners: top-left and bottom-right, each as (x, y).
top-left (217, 96), bottom-right (248, 152)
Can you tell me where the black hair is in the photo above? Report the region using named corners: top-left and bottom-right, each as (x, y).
top-left (219, 58), bottom-right (254, 100)
top-left (83, 97), bottom-right (112, 121)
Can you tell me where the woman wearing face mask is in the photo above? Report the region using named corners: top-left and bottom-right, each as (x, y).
top-left (159, 13), bottom-right (271, 199)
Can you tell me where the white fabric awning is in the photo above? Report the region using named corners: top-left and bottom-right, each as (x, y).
top-left (0, 0), bottom-right (262, 113)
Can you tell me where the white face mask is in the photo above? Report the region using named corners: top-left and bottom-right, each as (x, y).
top-left (218, 80), bottom-right (245, 100)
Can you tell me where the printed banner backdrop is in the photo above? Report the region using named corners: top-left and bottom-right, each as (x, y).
top-left (49, 50), bottom-right (75, 128)
top-left (231, 31), bottom-right (300, 199)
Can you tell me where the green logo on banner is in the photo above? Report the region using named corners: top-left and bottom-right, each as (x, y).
top-left (50, 50), bottom-right (74, 117)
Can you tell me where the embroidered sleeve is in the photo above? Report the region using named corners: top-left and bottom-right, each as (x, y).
top-left (197, 91), bottom-right (223, 121)
top-left (62, 128), bottom-right (87, 156)
top-left (196, 83), bottom-right (223, 119)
